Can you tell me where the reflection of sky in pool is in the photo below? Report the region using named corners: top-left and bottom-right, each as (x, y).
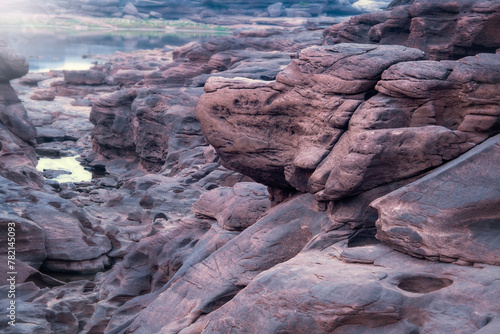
top-left (0, 27), bottom-right (224, 72)
top-left (37, 156), bottom-right (93, 183)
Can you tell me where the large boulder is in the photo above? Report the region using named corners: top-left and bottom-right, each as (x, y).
top-left (89, 87), bottom-right (205, 172)
top-left (197, 44), bottom-right (425, 190)
top-left (197, 44), bottom-right (500, 200)
top-left (0, 42), bottom-right (29, 82)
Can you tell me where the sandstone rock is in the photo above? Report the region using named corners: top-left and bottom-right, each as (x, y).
top-left (0, 214), bottom-right (46, 268)
top-left (309, 126), bottom-right (473, 200)
top-left (63, 70), bottom-right (106, 86)
top-left (372, 134), bottom-right (500, 265)
top-left (0, 83), bottom-right (37, 143)
top-left (197, 44), bottom-right (425, 190)
top-left (193, 182), bottom-right (270, 231)
top-left (30, 88), bottom-right (56, 101)
top-left (0, 123), bottom-right (43, 187)
top-left (90, 86), bottom-right (205, 172)
top-left (323, 0), bottom-right (500, 60)
top-left (0, 43), bottom-right (29, 82)
top-left (0, 282), bottom-right (53, 333)
top-left (25, 202), bottom-right (111, 263)
top-left (0, 255), bottom-right (63, 289)
top-left (185, 246), bottom-right (500, 333)
top-left (121, 194), bottom-right (327, 333)
top-left (374, 53), bottom-right (500, 143)
top-left (89, 89), bottom-right (137, 161)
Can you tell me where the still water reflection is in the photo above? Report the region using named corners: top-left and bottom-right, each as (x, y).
top-left (0, 27), bottom-right (226, 72)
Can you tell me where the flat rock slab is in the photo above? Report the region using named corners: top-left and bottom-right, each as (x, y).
top-left (372, 134), bottom-right (500, 265)
top-left (185, 246), bottom-right (500, 333)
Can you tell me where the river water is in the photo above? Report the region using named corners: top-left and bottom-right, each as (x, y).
top-left (0, 27), bottom-right (226, 72)
top-left (1, 27), bottom-right (226, 183)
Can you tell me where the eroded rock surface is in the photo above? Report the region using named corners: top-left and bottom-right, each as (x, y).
top-left (197, 44), bottom-right (425, 190)
top-left (197, 44), bottom-right (500, 200)
top-left (185, 246), bottom-right (500, 334)
top-left (372, 134), bottom-right (500, 265)
top-left (323, 0), bottom-right (500, 60)
top-left (0, 43), bottom-right (43, 187)
top-left (1, 3), bottom-right (500, 334)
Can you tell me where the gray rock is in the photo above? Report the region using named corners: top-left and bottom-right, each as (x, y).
top-left (267, 2), bottom-right (284, 17)
top-left (0, 44), bottom-right (29, 82)
top-left (123, 2), bottom-right (140, 15)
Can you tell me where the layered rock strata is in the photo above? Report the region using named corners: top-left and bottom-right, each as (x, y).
top-left (197, 44), bottom-right (500, 201)
top-left (0, 42), bottom-right (43, 187)
top-left (1, 3), bottom-right (500, 334)
top-left (323, 0), bottom-right (500, 60)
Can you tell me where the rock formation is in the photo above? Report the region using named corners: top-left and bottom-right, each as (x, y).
top-left (0, 42), bottom-right (43, 187)
top-left (57, 0), bottom-right (389, 20)
top-left (1, 1), bottom-right (500, 333)
top-left (323, 0), bottom-right (500, 60)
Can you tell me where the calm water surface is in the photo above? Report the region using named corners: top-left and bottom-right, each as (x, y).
top-left (1, 26), bottom-right (225, 182)
top-left (0, 27), bottom-right (226, 71)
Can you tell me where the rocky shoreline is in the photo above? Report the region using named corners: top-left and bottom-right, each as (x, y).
top-left (1, 0), bottom-right (500, 333)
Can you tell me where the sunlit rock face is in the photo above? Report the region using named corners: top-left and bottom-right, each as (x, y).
top-left (323, 0), bottom-right (500, 60)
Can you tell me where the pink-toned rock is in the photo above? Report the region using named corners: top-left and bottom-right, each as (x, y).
top-left (63, 70), bottom-right (107, 85)
top-left (0, 214), bottom-right (46, 268)
top-left (121, 194), bottom-right (326, 334)
top-left (196, 44), bottom-right (425, 190)
top-left (30, 88), bottom-right (56, 101)
top-left (193, 182), bottom-right (270, 231)
top-left (372, 134), bottom-right (500, 265)
top-left (323, 0), bottom-right (500, 60)
top-left (309, 126), bottom-right (473, 200)
top-left (0, 42), bottom-right (29, 81)
top-left (185, 246), bottom-right (500, 334)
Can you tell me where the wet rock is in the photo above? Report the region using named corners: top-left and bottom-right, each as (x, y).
top-left (41, 168), bottom-right (72, 180)
top-left (372, 134), bottom-right (500, 265)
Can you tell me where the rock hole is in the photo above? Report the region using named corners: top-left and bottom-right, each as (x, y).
top-left (153, 212), bottom-right (168, 221)
top-left (398, 276), bottom-right (453, 293)
top-left (347, 229), bottom-right (381, 247)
